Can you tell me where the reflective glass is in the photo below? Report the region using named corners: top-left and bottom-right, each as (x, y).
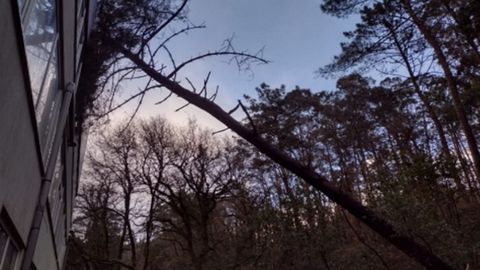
top-left (23, 0), bottom-right (57, 105)
top-left (17, 0), bottom-right (26, 13)
top-left (51, 183), bottom-right (64, 230)
top-left (49, 151), bottom-right (62, 199)
top-left (57, 242), bottom-right (66, 268)
top-left (55, 211), bottom-right (65, 255)
top-left (49, 151), bottom-right (63, 222)
top-left (41, 91), bottom-right (62, 164)
top-left (36, 42), bottom-right (58, 128)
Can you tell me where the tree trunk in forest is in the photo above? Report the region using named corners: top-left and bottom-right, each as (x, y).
top-left (384, 20), bottom-right (465, 189)
top-left (439, 0), bottom-right (480, 65)
top-left (449, 125), bottom-right (477, 191)
top-left (401, 0), bottom-right (480, 182)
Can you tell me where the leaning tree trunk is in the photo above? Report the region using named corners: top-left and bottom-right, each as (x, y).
top-left (111, 42), bottom-right (454, 270)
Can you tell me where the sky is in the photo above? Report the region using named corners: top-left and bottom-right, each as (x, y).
top-left (112, 0), bottom-right (358, 130)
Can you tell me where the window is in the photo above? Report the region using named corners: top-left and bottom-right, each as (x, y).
top-left (17, 0), bottom-right (26, 14)
top-left (36, 38), bottom-right (59, 131)
top-left (75, 0), bottom-right (87, 76)
top-left (49, 150), bottom-right (64, 231)
top-left (19, 0), bottom-right (62, 166)
top-left (48, 150), bottom-right (67, 264)
top-left (23, 0), bottom-right (58, 104)
top-left (0, 226), bottom-right (19, 270)
top-left (54, 210), bottom-right (66, 263)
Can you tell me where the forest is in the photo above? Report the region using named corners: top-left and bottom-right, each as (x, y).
top-left (66, 0), bottom-right (480, 269)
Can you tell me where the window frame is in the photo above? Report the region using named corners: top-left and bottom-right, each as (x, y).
top-left (75, 0), bottom-right (87, 76)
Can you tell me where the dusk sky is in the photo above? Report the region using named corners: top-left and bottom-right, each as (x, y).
top-left (115, 0), bottom-right (358, 129)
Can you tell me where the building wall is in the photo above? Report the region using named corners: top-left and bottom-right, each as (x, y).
top-left (0, 0), bottom-right (43, 246)
top-left (0, 0), bottom-right (92, 269)
top-left (32, 216), bottom-right (57, 270)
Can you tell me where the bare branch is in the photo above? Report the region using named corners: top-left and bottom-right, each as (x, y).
top-left (153, 24), bottom-right (206, 57)
top-left (154, 91), bottom-right (173, 105)
top-left (163, 46), bottom-right (177, 79)
top-left (185, 77), bottom-right (198, 93)
top-left (201, 71), bottom-right (212, 98)
top-left (167, 51), bottom-right (268, 78)
top-left (97, 84), bottom-right (163, 118)
top-left (209, 85), bottom-right (219, 101)
top-left (120, 78), bottom-right (153, 132)
top-left (238, 100), bottom-right (257, 134)
top-left (139, 0), bottom-right (189, 51)
top-left (212, 127), bottom-right (230, 136)
top-left (175, 101), bottom-right (191, 112)
top-left (227, 103), bottom-right (241, 115)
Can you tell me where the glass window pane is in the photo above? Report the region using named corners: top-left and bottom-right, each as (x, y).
top-left (49, 150), bottom-right (63, 223)
top-left (76, 0), bottom-right (85, 17)
top-left (1, 242), bottom-right (18, 270)
top-left (52, 184), bottom-right (64, 230)
top-left (23, 0), bottom-right (57, 105)
top-left (41, 91), bottom-right (62, 164)
top-left (36, 41), bottom-right (58, 129)
top-left (17, 0), bottom-right (25, 13)
top-left (55, 211), bottom-right (65, 247)
top-left (49, 151), bottom-right (62, 199)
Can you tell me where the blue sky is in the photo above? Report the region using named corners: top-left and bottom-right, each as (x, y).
top-left (114, 0), bottom-right (358, 129)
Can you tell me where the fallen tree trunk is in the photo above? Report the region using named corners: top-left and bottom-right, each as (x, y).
top-left (114, 44), bottom-right (453, 270)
